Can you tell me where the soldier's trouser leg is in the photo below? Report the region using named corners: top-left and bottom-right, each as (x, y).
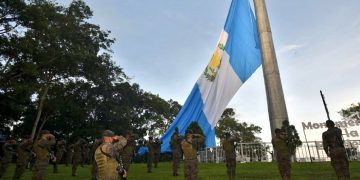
top-left (13, 162), bottom-right (27, 180)
top-left (154, 154), bottom-right (159, 168)
top-left (123, 155), bottom-right (132, 172)
top-left (53, 163), bottom-right (58, 173)
top-left (32, 161), bottom-right (48, 180)
top-left (147, 155), bottom-right (153, 172)
top-left (0, 161), bottom-right (10, 179)
top-left (172, 151), bottom-right (180, 175)
top-left (226, 158), bottom-right (236, 180)
top-left (72, 163), bottom-right (78, 176)
top-left (277, 156), bottom-right (291, 180)
top-left (331, 148), bottom-right (350, 180)
top-left (184, 159), bottom-right (197, 180)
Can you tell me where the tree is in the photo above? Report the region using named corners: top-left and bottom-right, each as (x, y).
top-left (340, 103), bottom-right (360, 122)
top-left (215, 108), bottom-right (262, 142)
top-left (281, 120), bottom-right (302, 161)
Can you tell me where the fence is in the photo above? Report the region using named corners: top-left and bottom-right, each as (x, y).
top-left (198, 140), bottom-right (360, 163)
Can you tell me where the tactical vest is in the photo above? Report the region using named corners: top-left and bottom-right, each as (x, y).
top-left (94, 144), bottom-right (118, 180)
top-left (33, 140), bottom-right (50, 161)
top-left (182, 141), bottom-right (196, 160)
top-left (222, 141), bottom-right (236, 158)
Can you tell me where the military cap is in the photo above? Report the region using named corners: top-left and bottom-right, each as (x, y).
top-left (40, 130), bottom-right (50, 135)
top-left (185, 129), bottom-right (193, 135)
top-left (274, 128), bottom-right (284, 134)
top-left (102, 130), bottom-right (115, 137)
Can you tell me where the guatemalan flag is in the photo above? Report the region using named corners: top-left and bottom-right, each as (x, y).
top-left (160, 0), bottom-right (261, 152)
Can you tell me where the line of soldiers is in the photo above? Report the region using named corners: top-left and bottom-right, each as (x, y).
top-left (272, 119), bottom-right (350, 180)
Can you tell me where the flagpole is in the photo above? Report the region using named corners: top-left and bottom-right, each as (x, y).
top-left (253, 0), bottom-right (289, 138)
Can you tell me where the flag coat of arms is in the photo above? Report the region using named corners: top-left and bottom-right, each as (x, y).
top-left (160, 0), bottom-right (261, 152)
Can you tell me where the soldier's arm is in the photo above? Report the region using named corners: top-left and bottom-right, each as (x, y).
top-left (113, 136), bottom-right (127, 151)
top-left (322, 133), bottom-right (329, 156)
top-left (193, 134), bottom-right (205, 143)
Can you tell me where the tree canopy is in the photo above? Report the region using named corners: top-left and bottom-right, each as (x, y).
top-left (215, 108), bottom-right (262, 142)
top-left (0, 0), bottom-right (181, 143)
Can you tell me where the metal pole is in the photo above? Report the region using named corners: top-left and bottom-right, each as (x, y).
top-left (253, 0), bottom-right (289, 137)
top-left (320, 90), bottom-right (331, 120)
top-left (302, 128), bottom-right (313, 163)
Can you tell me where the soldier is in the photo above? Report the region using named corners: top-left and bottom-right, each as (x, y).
top-left (72, 138), bottom-right (86, 176)
top-left (13, 135), bottom-right (33, 180)
top-left (146, 136), bottom-right (155, 173)
top-left (82, 143), bottom-right (90, 165)
top-left (153, 137), bottom-right (162, 168)
top-left (91, 138), bottom-right (102, 180)
top-left (222, 132), bottom-right (240, 180)
top-left (322, 120), bottom-right (350, 179)
top-left (0, 137), bottom-right (17, 179)
top-left (122, 132), bottom-right (138, 173)
top-left (94, 130), bottom-right (127, 180)
top-left (65, 143), bottom-right (74, 167)
top-left (181, 130), bottom-right (204, 180)
top-left (53, 139), bottom-right (66, 173)
top-left (272, 128), bottom-right (291, 180)
top-left (170, 127), bottom-right (182, 176)
top-left (32, 130), bottom-right (56, 180)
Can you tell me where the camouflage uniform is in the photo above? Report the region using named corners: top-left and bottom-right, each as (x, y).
top-left (170, 131), bottom-right (182, 176)
top-left (32, 134), bottom-right (56, 180)
top-left (322, 122), bottom-right (350, 180)
top-left (95, 135), bottom-right (127, 180)
top-left (222, 135), bottom-right (240, 180)
top-left (53, 140), bottom-right (66, 173)
top-left (82, 143), bottom-right (90, 165)
top-left (272, 129), bottom-right (291, 180)
top-left (181, 133), bottom-right (204, 180)
top-left (72, 139), bottom-right (86, 176)
top-left (65, 144), bottom-right (74, 166)
top-left (13, 137), bottom-right (33, 180)
top-left (146, 137), bottom-right (156, 173)
top-left (122, 134), bottom-right (137, 172)
top-left (0, 139), bottom-right (16, 179)
top-left (153, 138), bottom-right (162, 168)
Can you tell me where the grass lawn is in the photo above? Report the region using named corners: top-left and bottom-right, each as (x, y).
top-left (2, 161), bottom-right (360, 179)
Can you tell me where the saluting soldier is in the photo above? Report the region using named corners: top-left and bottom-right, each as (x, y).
top-left (222, 132), bottom-right (240, 180)
top-left (32, 130), bottom-right (56, 180)
top-left (322, 120), bottom-right (350, 180)
top-left (65, 143), bottom-right (74, 167)
top-left (0, 137), bottom-right (17, 179)
top-left (170, 127), bottom-right (182, 176)
top-left (94, 130), bottom-right (127, 180)
top-left (13, 135), bottom-right (33, 180)
top-left (181, 130), bottom-right (204, 180)
top-left (122, 131), bottom-right (138, 173)
top-left (146, 136), bottom-right (156, 173)
top-left (72, 138), bottom-right (86, 176)
top-left (53, 139), bottom-right (66, 173)
top-left (272, 128), bottom-right (291, 180)
top-left (153, 137), bottom-right (162, 168)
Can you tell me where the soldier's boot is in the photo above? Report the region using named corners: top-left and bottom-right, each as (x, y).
top-left (72, 166), bottom-right (77, 176)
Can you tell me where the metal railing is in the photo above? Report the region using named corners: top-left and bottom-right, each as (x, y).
top-left (198, 140), bottom-right (360, 163)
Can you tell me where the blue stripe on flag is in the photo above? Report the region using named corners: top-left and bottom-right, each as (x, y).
top-left (160, 85), bottom-right (215, 152)
top-left (224, 0), bottom-right (261, 82)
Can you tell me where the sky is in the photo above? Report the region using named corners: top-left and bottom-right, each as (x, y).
top-left (58, 0), bottom-right (360, 142)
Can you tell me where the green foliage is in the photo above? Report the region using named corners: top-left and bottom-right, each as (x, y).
top-left (0, 0), bottom-right (181, 143)
top-left (281, 120), bottom-right (302, 155)
top-left (215, 108), bottom-right (262, 142)
top-left (340, 103), bottom-right (360, 121)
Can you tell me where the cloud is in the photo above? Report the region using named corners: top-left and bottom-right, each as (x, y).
top-left (277, 44), bottom-right (304, 54)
